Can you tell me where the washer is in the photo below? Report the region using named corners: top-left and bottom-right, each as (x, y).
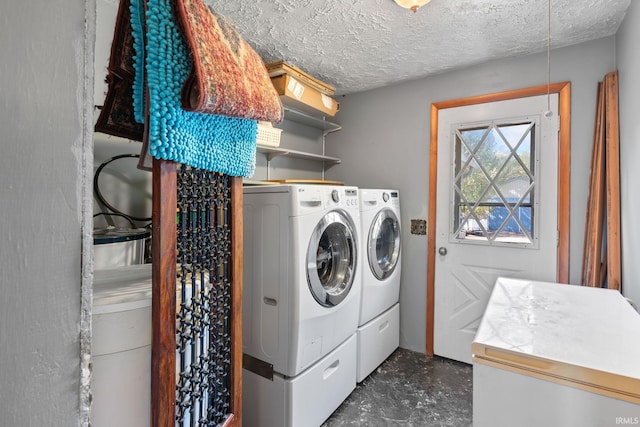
top-left (356, 189), bottom-right (402, 382)
top-left (242, 184), bottom-right (362, 427)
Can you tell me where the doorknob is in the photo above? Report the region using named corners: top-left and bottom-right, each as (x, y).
top-left (438, 247), bottom-right (447, 256)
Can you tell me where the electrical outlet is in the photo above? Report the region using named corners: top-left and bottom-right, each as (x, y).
top-left (410, 219), bottom-right (427, 235)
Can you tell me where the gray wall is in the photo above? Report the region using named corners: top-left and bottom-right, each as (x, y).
top-left (0, 0), bottom-right (92, 425)
top-left (325, 37), bottom-right (618, 352)
top-left (0, 0), bottom-right (636, 422)
top-left (617, 0), bottom-right (640, 307)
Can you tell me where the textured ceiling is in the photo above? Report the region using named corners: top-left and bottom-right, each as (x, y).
top-left (204, 0), bottom-right (630, 95)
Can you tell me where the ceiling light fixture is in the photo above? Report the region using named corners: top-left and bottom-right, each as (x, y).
top-left (393, 0), bottom-right (431, 13)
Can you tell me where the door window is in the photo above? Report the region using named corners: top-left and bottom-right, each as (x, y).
top-left (368, 209), bottom-right (400, 280)
top-left (452, 118), bottom-right (538, 246)
top-left (307, 211), bottom-right (357, 306)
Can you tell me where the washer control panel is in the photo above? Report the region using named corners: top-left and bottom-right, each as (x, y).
top-left (343, 188), bottom-right (359, 207)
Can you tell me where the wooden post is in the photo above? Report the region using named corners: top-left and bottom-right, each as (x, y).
top-left (582, 82), bottom-right (606, 287)
top-left (604, 71), bottom-right (621, 291)
top-left (581, 71), bottom-right (621, 291)
top-left (151, 159), bottom-right (177, 427)
top-left (227, 176), bottom-right (244, 426)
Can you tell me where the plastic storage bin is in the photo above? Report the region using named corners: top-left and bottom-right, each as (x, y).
top-left (91, 264), bottom-right (153, 427)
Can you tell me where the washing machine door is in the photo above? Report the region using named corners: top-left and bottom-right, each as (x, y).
top-left (368, 208), bottom-right (400, 280)
top-left (307, 210), bottom-right (358, 307)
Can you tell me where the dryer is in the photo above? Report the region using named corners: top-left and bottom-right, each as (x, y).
top-left (356, 189), bottom-right (402, 382)
top-left (242, 184), bottom-right (361, 427)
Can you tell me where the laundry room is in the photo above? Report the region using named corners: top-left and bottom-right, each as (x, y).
top-left (2, 0), bottom-right (640, 426)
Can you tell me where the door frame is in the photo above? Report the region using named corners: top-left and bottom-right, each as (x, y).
top-left (426, 82), bottom-right (571, 356)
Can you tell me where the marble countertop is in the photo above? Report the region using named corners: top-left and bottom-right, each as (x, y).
top-left (472, 277), bottom-right (640, 398)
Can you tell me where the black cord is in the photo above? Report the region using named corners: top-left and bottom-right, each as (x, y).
top-left (93, 212), bottom-right (137, 228)
top-left (93, 153), bottom-right (152, 222)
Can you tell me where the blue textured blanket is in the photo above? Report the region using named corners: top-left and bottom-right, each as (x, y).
top-left (129, 0), bottom-right (257, 177)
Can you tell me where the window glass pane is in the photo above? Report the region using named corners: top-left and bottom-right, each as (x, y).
top-left (458, 128), bottom-right (488, 151)
top-left (488, 207), bottom-right (532, 242)
top-left (475, 128), bottom-right (508, 181)
top-left (479, 186), bottom-right (500, 204)
top-left (498, 123), bottom-right (530, 150)
top-left (515, 136), bottom-right (532, 167)
top-left (456, 206), bottom-right (487, 239)
top-left (495, 156), bottom-right (531, 202)
top-left (459, 167), bottom-right (490, 204)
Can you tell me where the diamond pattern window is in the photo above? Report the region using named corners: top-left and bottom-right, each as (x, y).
top-left (452, 119), bottom-right (538, 245)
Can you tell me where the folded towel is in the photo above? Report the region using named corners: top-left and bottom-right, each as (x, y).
top-left (173, 0), bottom-right (283, 122)
top-left (94, 0), bottom-right (144, 141)
top-left (130, 0), bottom-right (258, 177)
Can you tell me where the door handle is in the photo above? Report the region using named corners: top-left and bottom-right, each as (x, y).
top-left (438, 247), bottom-right (447, 256)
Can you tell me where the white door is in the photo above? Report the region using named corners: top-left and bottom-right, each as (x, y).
top-left (434, 94), bottom-right (559, 364)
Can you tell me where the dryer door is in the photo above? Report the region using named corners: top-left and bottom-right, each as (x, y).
top-left (368, 208), bottom-right (401, 280)
top-left (307, 210), bottom-right (357, 307)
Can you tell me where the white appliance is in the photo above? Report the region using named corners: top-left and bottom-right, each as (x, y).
top-left (473, 277), bottom-right (640, 427)
top-left (242, 184), bottom-right (362, 427)
top-left (356, 189), bottom-right (401, 382)
top-left (92, 264), bottom-right (153, 427)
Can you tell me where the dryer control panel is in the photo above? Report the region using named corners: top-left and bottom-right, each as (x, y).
top-left (291, 185), bottom-right (359, 214)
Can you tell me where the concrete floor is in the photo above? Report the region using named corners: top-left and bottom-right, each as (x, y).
top-left (322, 348), bottom-right (473, 427)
